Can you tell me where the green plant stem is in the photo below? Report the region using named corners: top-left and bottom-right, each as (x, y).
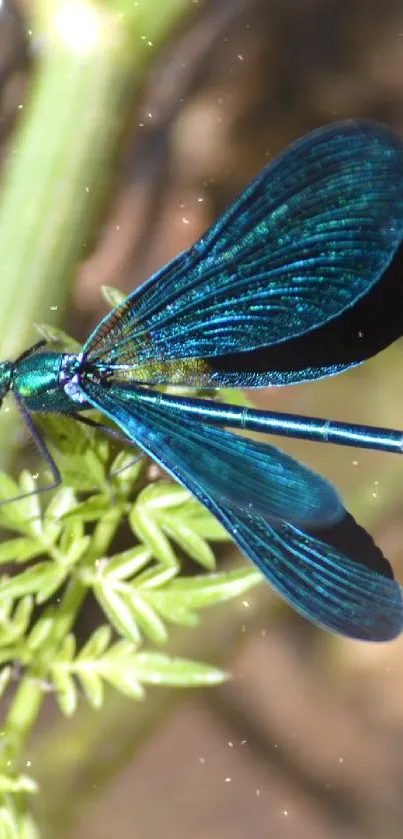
top-left (0, 0), bottom-right (192, 471)
top-left (2, 679), bottom-right (43, 769)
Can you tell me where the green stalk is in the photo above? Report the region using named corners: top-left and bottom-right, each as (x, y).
top-left (0, 0), bottom-right (191, 469)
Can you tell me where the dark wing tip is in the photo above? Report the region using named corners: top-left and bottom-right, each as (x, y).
top-left (308, 512), bottom-right (403, 642)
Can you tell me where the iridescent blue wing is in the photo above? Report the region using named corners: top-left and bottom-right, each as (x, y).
top-left (84, 120), bottom-right (403, 388)
top-left (88, 386), bottom-right (341, 528)
top-left (80, 382), bottom-right (403, 641)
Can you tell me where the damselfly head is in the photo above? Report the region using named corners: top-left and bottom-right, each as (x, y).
top-left (0, 361), bottom-right (12, 405)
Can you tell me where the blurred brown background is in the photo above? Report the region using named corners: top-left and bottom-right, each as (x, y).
top-left (3, 0), bottom-right (403, 836)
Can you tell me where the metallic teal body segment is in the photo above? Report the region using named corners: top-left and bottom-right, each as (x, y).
top-left (11, 353), bottom-right (64, 411)
top-left (2, 120), bottom-right (403, 641)
top-left (5, 352), bottom-right (80, 412)
top-left (121, 389), bottom-right (403, 455)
